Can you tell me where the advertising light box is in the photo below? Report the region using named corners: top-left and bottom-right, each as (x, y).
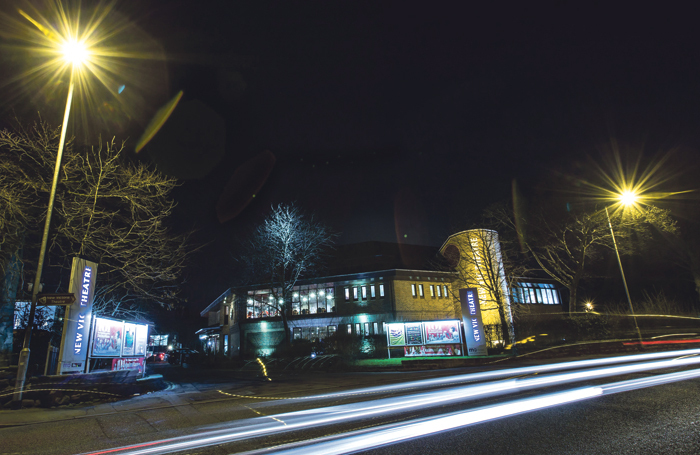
top-left (122, 322), bottom-right (136, 356)
top-left (91, 317), bottom-right (149, 359)
top-left (386, 320), bottom-right (463, 357)
top-left (135, 324), bottom-right (148, 356)
top-left (387, 323), bottom-right (405, 346)
top-left (423, 320), bottom-right (461, 344)
top-left (405, 322), bottom-right (423, 345)
top-left (92, 317), bottom-right (124, 357)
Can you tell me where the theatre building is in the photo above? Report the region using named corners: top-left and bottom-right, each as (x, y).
top-left (199, 233), bottom-right (564, 357)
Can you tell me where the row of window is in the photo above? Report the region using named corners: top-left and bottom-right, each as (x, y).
top-left (246, 285), bottom-right (336, 319)
top-left (411, 283), bottom-right (449, 299)
top-left (292, 322), bottom-right (384, 340)
top-left (344, 284), bottom-right (385, 301)
top-left (512, 282), bottom-right (561, 305)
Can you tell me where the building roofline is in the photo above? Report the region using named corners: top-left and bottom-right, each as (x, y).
top-left (224, 268), bottom-right (457, 294)
top-left (200, 288), bottom-right (232, 317)
top-left (438, 229), bottom-right (498, 253)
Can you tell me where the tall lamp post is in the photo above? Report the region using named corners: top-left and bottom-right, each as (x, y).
top-left (12, 39), bottom-right (89, 406)
top-left (605, 190), bottom-right (643, 345)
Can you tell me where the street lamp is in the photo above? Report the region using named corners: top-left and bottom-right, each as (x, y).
top-left (12, 34), bottom-right (90, 406)
top-left (604, 191), bottom-right (643, 345)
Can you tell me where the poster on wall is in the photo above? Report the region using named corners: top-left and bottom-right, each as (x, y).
top-left (460, 288), bottom-right (488, 356)
top-left (92, 317), bottom-right (124, 357)
top-left (423, 320), bottom-right (461, 344)
top-left (135, 324), bottom-right (148, 356)
top-left (405, 322), bottom-right (423, 345)
top-left (387, 323), bottom-right (405, 346)
top-left (122, 323), bottom-right (136, 356)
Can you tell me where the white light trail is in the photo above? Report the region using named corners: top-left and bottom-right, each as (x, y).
top-left (260, 367), bottom-right (700, 455)
top-left (79, 349), bottom-right (700, 455)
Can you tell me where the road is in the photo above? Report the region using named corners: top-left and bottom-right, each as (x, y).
top-left (1, 349), bottom-right (700, 454)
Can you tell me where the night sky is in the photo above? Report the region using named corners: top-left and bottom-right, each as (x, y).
top-left (3, 1), bottom-right (700, 312)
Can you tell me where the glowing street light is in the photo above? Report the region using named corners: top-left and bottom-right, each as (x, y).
top-left (605, 190), bottom-right (643, 344)
top-left (13, 10), bottom-right (95, 407)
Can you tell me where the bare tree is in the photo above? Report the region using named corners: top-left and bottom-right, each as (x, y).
top-left (0, 120), bottom-right (194, 320)
top-left (492, 202), bottom-right (677, 314)
top-left (240, 204), bottom-right (337, 344)
top-left (441, 213), bottom-right (530, 347)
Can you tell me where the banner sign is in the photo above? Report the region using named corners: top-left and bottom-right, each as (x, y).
top-left (387, 323), bottom-right (405, 346)
top-left (405, 344), bottom-right (462, 356)
top-left (460, 288), bottom-right (488, 356)
top-left (112, 357), bottom-right (145, 373)
top-left (423, 320), bottom-right (461, 344)
top-left (405, 322), bottom-right (423, 345)
top-left (58, 257), bottom-right (98, 374)
top-left (92, 317), bottom-right (124, 357)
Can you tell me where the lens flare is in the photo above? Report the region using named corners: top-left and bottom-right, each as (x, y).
top-left (1, 1), bottom-right (168, 140)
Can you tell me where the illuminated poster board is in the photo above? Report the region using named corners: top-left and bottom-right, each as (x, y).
top-left (423, 320), bottom-right (461, 344)
top-left (387, 323), bottom-right (406, 346)
top-left (460, 288), bottom-right (488, 356)
top-left (387, 320), bottom-right (463, 357)
top-left (92, 317), bottom-right (124, 357)
top-left (135, 324), bottom-right (148, 356)
top-left (122, 322), bottom-right (136, 356)
top-left (405, 322), bottom-right (423, 345)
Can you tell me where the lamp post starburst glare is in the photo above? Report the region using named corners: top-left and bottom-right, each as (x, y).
top-left (605, 191), bottom-right (644, 345)
top-left (12, 28), bottom-right (90, 407)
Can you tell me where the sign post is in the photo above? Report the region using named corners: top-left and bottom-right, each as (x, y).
top-left (37, 293), bottom-right (76, 306)
top-left (57, 257), bottom-right (98, 374)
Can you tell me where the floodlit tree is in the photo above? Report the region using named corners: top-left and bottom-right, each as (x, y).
top-left (492, 201), bottom-right (677, 314)
top-left (440, 208), bottom-right (531, 347)
top-left (0, 120), bottom-right (193, 320)
top-left (240, 204), bottom-right (337, 344)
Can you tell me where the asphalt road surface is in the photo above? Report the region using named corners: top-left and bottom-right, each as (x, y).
top-left (1, 350), bottom-right (700, 454)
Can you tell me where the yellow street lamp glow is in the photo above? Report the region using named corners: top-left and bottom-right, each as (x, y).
top-left (618, 190), bottom-right (639, 207)
top-left (61, 39), bottom-right (90, 66)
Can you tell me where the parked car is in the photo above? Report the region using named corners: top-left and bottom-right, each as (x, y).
top-left (146, 348), bottom-right (168, 363)
top-left (167, 348), bottom-right (200, 366)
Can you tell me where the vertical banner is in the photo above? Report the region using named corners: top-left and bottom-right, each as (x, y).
top-left (58, 257), bottom-right (98, 374)
top-left (460, 288), bottom-right (488, 356)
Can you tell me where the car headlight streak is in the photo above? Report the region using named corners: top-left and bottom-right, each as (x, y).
top-left (82, 349), bottom-right (700, 455)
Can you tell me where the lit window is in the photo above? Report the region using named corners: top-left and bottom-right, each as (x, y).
top-left (429, 285), bottom-right (435, 297)
top-left (345, 288), bottom-right (350, 301)
top-left (364, 322), bottom-right (370, 335)
top-left (373, 322), bottom-right (379, 334)
top-left (355, 323), bottom-right (361, 335)
top-left (437, 285), bottom-right (442, 298)
top-left (411, 284), bottom-right (417, 297)
top-left (353, 287), bottom-right (358, 300)
top-left (418, 284), bottom-right (424, 298)
top-left (361, 286), bottom-right (367, 299)
top-left (443, 285), bottom-right (448, 297)
top-left (347, 324), bottom-right (352, 334)
top-left (379, 284), bottom-right (385, 297)
top-left (370, 285), bottom-right (376, 298)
